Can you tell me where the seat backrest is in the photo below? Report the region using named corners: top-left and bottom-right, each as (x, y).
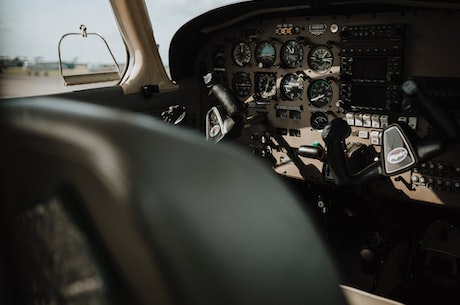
top-left (0, 97), bottom-right (348, 305)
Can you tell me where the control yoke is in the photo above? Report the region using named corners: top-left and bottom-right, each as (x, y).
top-left (323, 80), bottom-right (460, 185)
top-left (203, 72), bottom-right (246, 143)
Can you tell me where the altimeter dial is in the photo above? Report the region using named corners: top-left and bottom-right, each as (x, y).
top-left (280, 40), bottom-right (304, 68)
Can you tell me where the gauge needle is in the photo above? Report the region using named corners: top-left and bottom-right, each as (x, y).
top-left (311, 94), bottom-right (325, 101)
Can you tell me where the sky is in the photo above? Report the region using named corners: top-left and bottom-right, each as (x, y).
top-left (0, 0), bottom-right (239, 67)
top-left (146, 0), bottom-right (240, 65)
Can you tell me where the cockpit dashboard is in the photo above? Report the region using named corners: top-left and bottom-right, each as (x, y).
top-left (170, 1), bottom-right (460, 209)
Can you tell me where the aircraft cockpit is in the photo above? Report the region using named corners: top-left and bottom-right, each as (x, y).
top-left (1, 1), bottom-right (460, 304)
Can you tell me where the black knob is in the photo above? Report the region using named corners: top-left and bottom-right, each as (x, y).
top-left (298, 145), bottom-right (325, 161)
top-left (322, 118), bottom-right (351, 144)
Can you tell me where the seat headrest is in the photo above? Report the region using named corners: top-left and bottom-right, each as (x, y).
top-left (0, 98), bottom-right (347, 305)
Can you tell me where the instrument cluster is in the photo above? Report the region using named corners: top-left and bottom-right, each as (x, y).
top-left (199, 19), bottom-right (342, 131)
top-left (194, 9), bottom-right (460, 208)
top-left (231, 29), bottom-right (340, 110)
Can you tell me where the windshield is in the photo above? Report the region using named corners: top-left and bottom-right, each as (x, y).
top-left (0, 0), bottom-right (239, 98)
top-left (146, 0), bottom-right (240, 67)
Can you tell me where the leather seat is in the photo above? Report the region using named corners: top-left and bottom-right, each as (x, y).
top-left (0, 98), bottom-right (348, 305)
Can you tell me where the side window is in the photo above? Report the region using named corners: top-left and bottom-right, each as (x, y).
top-left (0, 0), bottom-right (126, 98)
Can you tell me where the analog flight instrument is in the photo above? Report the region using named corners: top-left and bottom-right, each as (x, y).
top-left (280, 40), bottom-right (304, 68)
top-left (255, 72), bottom-right (277, 99)
top-left (232, 42), bottom-right (251, 67)
top-left (308, 45), bottom-right (334, 73)
top-left (232, 72), bottom-right (252, 98)
top-left (308, 79), bottom-right (333, 108)
top-left (310, 112), bottom-right (329, 130)
top-left (255, 41), bottom-right (276, 68)
top-left (280, 73), bottom-right (304, 101)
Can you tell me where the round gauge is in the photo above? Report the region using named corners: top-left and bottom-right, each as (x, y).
top-left (232, 72), bottom-right (252, 98)
top-left (310, 112), bottom-right (329, 130)
top-left (308, 79), bottom-right (333, 108)
top-left (255, 72), bottom-right (277, 99)
top-left (280, 73), bottom-right (304, 101)
top-left (255, 41), bottom-right (276, 68)
top-left (308, 45), bottom-right (334, 73)
top-left (280, 40), bottom-right (304, 68)
top-left (232, 42), bottom-right (251, 67)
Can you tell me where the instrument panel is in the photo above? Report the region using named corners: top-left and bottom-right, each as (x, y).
top-left (194, 8), bottom-right (460, 208)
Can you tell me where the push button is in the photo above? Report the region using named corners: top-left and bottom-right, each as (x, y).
top-left (358, 130), bottom-right (369, 139)
top-left (346, 112), bottom-right (355, 126)
top-left (370, 130), bottom-right (381, 145)
top-left (371, 114), bottom-right (380, 128)
top-left (355, 113), bottom-right (363, 127)
top-left (380, 115), bottom-right (389, 128)
top-left (408, 116), bottom-right (418, 129)
top-left (363, 114), bottom-right (372, 127)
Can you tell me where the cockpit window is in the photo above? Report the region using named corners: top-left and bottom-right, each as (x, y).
top-left (146, 0), bottom-right (240, 69)
top-left (0, 0), bottom-right (126, 98)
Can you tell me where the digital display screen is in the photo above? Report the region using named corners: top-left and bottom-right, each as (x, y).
top-left (352, 57), bottom-right (388, 80)
top-left (350, 85), bottom-right (387, 109)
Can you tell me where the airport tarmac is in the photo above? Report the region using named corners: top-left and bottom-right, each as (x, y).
top-left (0, 72), bottom-right (118, 99)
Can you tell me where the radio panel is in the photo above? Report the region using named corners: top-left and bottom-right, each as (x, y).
top-left (340, 24), bottom-right (405, 112)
